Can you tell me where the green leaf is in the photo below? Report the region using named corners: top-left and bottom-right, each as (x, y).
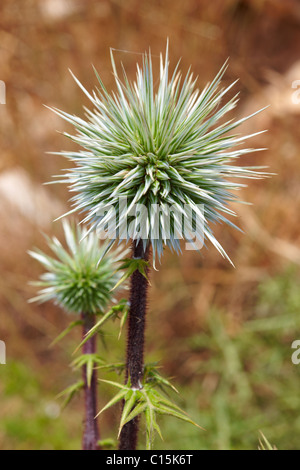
top-left (56, 380), bottom-right (84, 408)
top-left (100, 375), bottom-right (203, 449)
top-left (144, 363), bottom-right (178, 393)
top-left (118, 307), bottom-right (129, 340)
top-left (154, 402), bottom-right (202, 429)
top-left (74, 310), bottom-right (114, 353)
top-left (120, 402), bottom-right (147, 433)
top-left (71, 354), bottom-right (105, 387)
top-left (96, 387), bottom-right (128, 418)
top-left (74, 300), bottom-right (129, 353)
top-left (258, 431), bottom-right (277, 450)
top-left (98, 438), bottom-right (117, 450)
top-left (98, 378), bottom-right (129, 390)
top-left (111, 258), bottom-right (150, 291)
top-left (96, 362), bottom-right (125, 374)
top-left (50, 320), bottom-right (82, 347)
top-left (118, 389), bottom-right (138, 435)
top-left (145, 406), bottom-right (163, 450)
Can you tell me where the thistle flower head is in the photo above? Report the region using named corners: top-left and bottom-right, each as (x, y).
top-left (52, 45), bottom-right (267, 264)
top-left (29, 220), bottom-right (124, 314)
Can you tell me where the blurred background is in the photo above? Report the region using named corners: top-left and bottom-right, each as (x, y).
top-left (1, 0), bottom-right (300, 450)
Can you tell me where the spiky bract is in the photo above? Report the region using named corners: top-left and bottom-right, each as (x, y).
top-left (52, 45), bottom-right (266, 263)
top-left (29, 220), bottom-right (123, 314)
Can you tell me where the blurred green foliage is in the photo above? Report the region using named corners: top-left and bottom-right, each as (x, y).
top-left (154, 266), bottom-right (300, 450)
top-left (1, 266), bottom-right (300, 449)
top-left (0, 361), bottom-right (80, 450)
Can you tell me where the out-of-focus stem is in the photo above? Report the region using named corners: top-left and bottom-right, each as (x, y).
top-left (119, 240), bottom-right (150, 450)
top-left (81, 312), bottom-right (100, 450)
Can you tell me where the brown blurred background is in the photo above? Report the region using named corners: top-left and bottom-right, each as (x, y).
top-left (1, 0), bottom-right (300, 450)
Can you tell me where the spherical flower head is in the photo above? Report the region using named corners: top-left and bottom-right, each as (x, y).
top-left (29, 220), bottom-right (124, 314)
top-left (52, 44), bottom-right (267, 265)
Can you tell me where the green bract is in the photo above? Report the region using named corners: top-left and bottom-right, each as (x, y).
top-left (51, 44), bottom-right (267, 264)
top-left (29, 220), bottom-right (123, 314)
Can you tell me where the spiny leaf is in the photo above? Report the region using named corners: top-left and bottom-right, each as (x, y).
top-left (71, 354), bottom-right (105, 387)
top-left (74, 309), bottom-right (116, 353)
top-left (154, 402), bottom-right (202, 429)
top-left (50, 320), bottom-right (82, 347)
top-left (258, 431), bottom-right (277, 450)
top-left (96, 362), bottom-right (125, 374)
top-left (74, 299), bottom-right (129, 353)
top-left (145, 406), bottom-right (163, 450)
top-left (100, 377), bottom-right (203, 449)
top-left (144, 363), bottom-right (178, 393)
top-left (111, 258), bottom-right (150, 291)
top-left (120, 402), bottom-right (148, 434)
top-left (118, 306), bottom-right (129, 340)
top-left (98, 378), bottom-right (129, 390)
top-left (56, 380), bottom-right (84, 408)
top-left (96, 387), bottom-right (128, 418)
top-left (118, 390), bottom-right (139, 436)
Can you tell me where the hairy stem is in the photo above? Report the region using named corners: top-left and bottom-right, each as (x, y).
top-left (81, 312), bottom-right (100, 450)
top-left (119, 240), bottom-right (150, 450)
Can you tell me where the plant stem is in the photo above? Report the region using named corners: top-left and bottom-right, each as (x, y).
top-left (81, 312), bottom-right (100, 450)
top-left (119, 240), bottom-right (150, 450)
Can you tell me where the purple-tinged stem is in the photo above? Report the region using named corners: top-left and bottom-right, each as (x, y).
top-left (81, 312), bottom-right (100, 450)
top-left (119, 240), bottom-right (150, 450)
